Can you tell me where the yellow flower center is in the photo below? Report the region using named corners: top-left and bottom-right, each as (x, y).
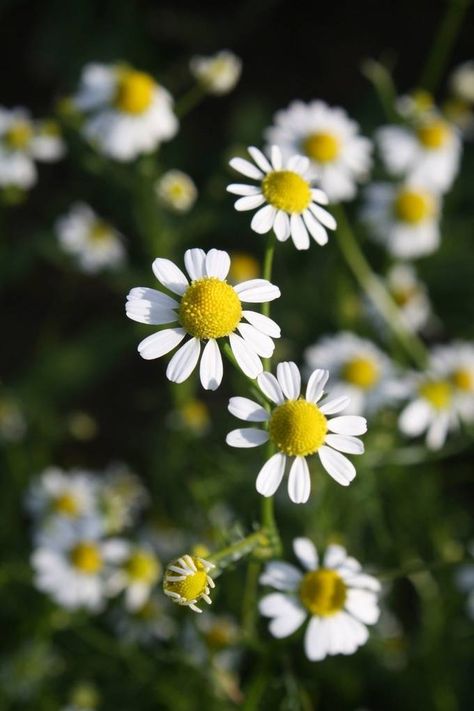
top-left (179, 277), bottom-right (242, 339)
top-left (115, 70), bottom-right (155, 114)
top-left (269, 399), bottom-right (327, 457)
top-left (261, 170), bottom-right (311, 214)
top-left (89, 222), bottom-right (112, 243)
top-left (452, 368), bottom-right (473, 392)
top-left (416, 120), bottom-right (450, 149)
top-left (303, 131), bottom-right (340, 163)
top-left (164, 558), bottom-right (209, 602)
top-left (5, 121), bottom-right (33, 150)
top-left (299, 568), bottom-right (347, 616)
top-left (125, 550), bottom-right (161, 583)
top-left (180, 400), bottom-right (209, 432)
top-left (391, 285), bottom-right (416, 307)
top-left (52, 492), bottom-right (79, 517)
top-left (394, 189), bottom-right (433, 224)
top-left (229, 252), bottom-right (259, 283)
top-left (410, 89), bottom-right (434, 113)
top-left (342, 356), bottom-right (380, 389)
top-left (70, 542), bottom-right (103, 574)
top-left (419, 380), bottom-right (452, 410)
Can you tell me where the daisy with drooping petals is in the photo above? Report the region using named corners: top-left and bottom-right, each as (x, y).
top-left (259, 538), bottom-right (380, 661)
top-left (163, 554), bottom-right (215, 613)
top-left (126, 248), bottom-right (281, 389)
top-left (227, 145), bottom-right (336, 250)
top-left (361, 181), bottom-right (441, 258)
top-left (72, 63), bottom-right (178, 161)
top-left (226, 361), bottom-right (367, 503)
top-left (190, 50), bottom-right (242, 95)
top-left (429, 342), bottom-right (474, 424)
top-left (106, 542), bottom-right (162, 611)
top-left (265, 100), bottom-right (372, 202)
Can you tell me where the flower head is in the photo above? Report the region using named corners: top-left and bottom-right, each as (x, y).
top-left (106, 542), bottom-right (162, 611)
top-left (190, 50), bottom-right (242, 95)
top-left (156, 170), bottom-right (197, 213)
top-left (449, 61), bottom-right (474, 105)
top-left (163, 554), bottom-right (215, 613)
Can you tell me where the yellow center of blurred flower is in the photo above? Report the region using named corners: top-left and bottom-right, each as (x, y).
top-left (342, 356), bottom-right (380, 389)
top-left (391, 285), bottom-right (416, 307)
top-left (38, 120), bottom-right (61, 137)
top-left (394, 189), bottom-right (433, 224)
top-left (262, 170), bottom-right (311, 213)
top-left (89, 222), bottom-right (112, 243)
top-left (179, 277), bottom-right (242, 339)
top-left (180, 400), bottom-right (209, 433)
top-left (411, 89), bottom-right (434, 113)
top-left (204, 620), bottom-right (236, 648)
top-left (229, 252), bottom-right (260, 283)
top-left (5, 121), bottom-right (33, 150)
top-left (125, 550), bottom-right (161, 583)
top-left (115, 70), bottom-right (155, 114)
top-left (416, 120), bottom-right (450, 149)
top-left (269, 399), bottom-right (327, 457)
top-left (70, 542), bottom-right (103, 574)
top-left (419, 380), bottom-right (452, 409)
top-left (164, 557), bottom-right (209, 602)
top-left (299, 568), bottom-right (347, 616)
top-left (452, 368), bottom-right (473, 391)
top-left (303, 131), bottom-right (340, 163)
top-left (53, 492), bottom-right (79, 517)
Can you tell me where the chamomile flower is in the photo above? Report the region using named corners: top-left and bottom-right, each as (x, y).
top-left (381, 263), bottom-right (431, 333)
top-left (190, 50), bottom-right (242, 95)
top-left (226, 362), bottom-right (367, 503)
top-left (449, 61), bottom-right (474, 105)
top-left (265, 101), bottom-right (372, 202)
top-left (109, 594), bottom-right (176, 643)
top-left (56, 203), bottom-right (125, 273)
top-left (304, 333), bottom-right (400, 417)
top-left (72, 63), bottom-right (178, 161)
top-left (126, 248), bottom-right (281, 389)
top-left (163, 554), bottom-right (215, 613)
top-left (376, 115), bottom-right (461, 193)
top-left (429, 342), bottom-right (474, 423)
top-left (99, 464), bottom-right (149, 535)
top-left (361, 181), bottom-right (441, 258)
top-left (106, 542), bottom-right (162, 611)
top-left (228, 252), bottom-right (260, 283)
top-left (227, 145), bottom-right (336, 250)
top-left (259, 538), bottom-right (380, 661)
top-left (27, 467), bottom-right (99, 525)
top-left (396, 89), bottom-right (434, 120)
top-left (155, 170), bottom-right (197, 212)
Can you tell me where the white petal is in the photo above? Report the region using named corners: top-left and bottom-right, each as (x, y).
top-left (311, 188), bottom-right (329, 205)
top-left (309, 204), bottom-right (337, 230)
top-left (226, 183), bottom-right (261, 196)
top-left (234, 194), bottom-right (265, 211)
top-left (152, 258), bottom-right (189, 295)
top-left (242, 310), bottom-right (281, 338)
top-left (166, 337), bottom-right (201, 383)
top-left (138, 328), bottom-right (186, 360)
top-left (238, 323), bottom-right (275, 358)
top-left (248, 146), bottom-right (272, 173)
top-left (126, 302), bottom-right (177, 326)
top-left (323, 544), bottom-right (348, 569)
top-left (251, 204), bottom-right (277, 234)
top-left (327, 415), bottom-right (367, 436)
top-left (269, 609), bottom-right (307, 639)
top-left (399, 399), bottom-right (432, 436)
top-left (426, 413), bottom-right (449, 450)
top-left (229, 333), bottom-right (263, 379)
top-left (229, 156), bottom-right (263, 180)
top-left (325, 434), bottom-right (364, 455)
top-left (277, 361), bottom-right (301, 399)
top-left (228, 396), bottom-right (269, 422)
top-left (199, 339), bottom-right (223, 391)
top-left (273, 210), bottom-right (291, 241)
top-left (305, 368), bottom-right (329, 403)
top-left (256, 453), bottom-right (286, 496)
top-left (343, 572), bottom-right (381, 592)
top-left (293, 538), bottom-right (318, 571)
top-left (345, 589), bottom-right (380, 625)
top-left (205, 249), bottom-right (231, 279)
top-left (270, 145), bottom-right (282, 170)
top-left (234, 279), bottom-right (280, 303)
top-left (259, 592), bottom-right (292, 616)
top-left (226, 427), bottom-right (269, 448)
top-left (319, 395), bottom-right (350, 415)
top-left (184, 248), bottom-right (206, 281)
top-left (127, 287), bottom-right (178, 310)
top-left (303, 210), bottom-right (329, 245)
top-left (260, 560), bottom-right (302, 591)
top-left (304, 617), bottom-right (330, 661)
top-left (318, 446), bottom-right (356, 486)
top-left (287, 457), bottom-right (311, 504)
top-left (288, 154), bottom-right (310, 174)
top-left (290, 213), bottom-right (310, 250)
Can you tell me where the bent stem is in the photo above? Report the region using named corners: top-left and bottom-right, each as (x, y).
top-left (175, 83), bottom-right (207, 118)
top-left (207, 530), bottom-right (269, 573)
top-left (361, 59), bottom-right (400, 123)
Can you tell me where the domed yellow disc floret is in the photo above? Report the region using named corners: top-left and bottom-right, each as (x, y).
top-left (417, 120), bottom-right (450, 149)
top-left (5, 121), bottom-right (33, 150)
top-left (452, 368), bottom-right (473, 391)
top-left (125, 550), bottom-right (161, 583)
top-left (269, 399), bottom-right (327, 457)
top-left (262, 170), bottom-right (311, 214)
top-left (115, 70), bottom-right (155, 114)
top-left (342, 356), bottom-right (380, 389)
top-left (53, 492), bottom-right (79, 517)
top-left (163, 555), bottom-right (214, 611)
top-left (419, 380), bottom-right (452, 410)
top-left (394, 189), bottom-right (434, 224)
top-left (303, 131), bottom-right (340, 163)
top-left (70, 542), bottom-right (103, 574)
top-left (179, 277), bottom-right (242, 339)
top-left (299, 568), bottom-right (347, 616)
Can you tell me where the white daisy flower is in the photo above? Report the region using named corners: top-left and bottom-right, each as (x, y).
top-left (449, 61), bottom-right (474, 104)
top-left (56, 203), bottom-right (126, 273)
top-left (304, 333), bottom-right (401, 417)
top-left (126, 248), bottom-right (281, 389)
top-left (373, 263), bottom-right (432, 333)
top-left (106, 542), bottom-right (161, 611)
top-left (227, 145), bottom-right (336, 250)
top-left (163, 554), bottom-right (215, 613)
top-left (376, 116), bottom-right (462, 193)
top-left (109, 594), bottom-right (176, 643)
top-left (396, 89), bottom-right (434, 120)
top-left (264, 100), bottom-right (372, 202)
top-left (27, 467), bottom-right (99, 524)
top-left (72, 63), bottom-right (178, 161)
top-left (259, 538), bottom-right (380, 661)
top-left (361, 181), bottom-right (441, 258)
top-left (190, 50), bottom-right (242, 95)
top-left (155, 169), bottom-right (197, 212)
top-left (429, 341), bottom-right (474, 423)
top-left (226, 361), bottom-right (367, 503)
top-left (99, 464), bottom-right (149, 535)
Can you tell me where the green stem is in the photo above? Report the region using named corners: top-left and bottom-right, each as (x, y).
top-left (419, 0), bottom-right (472, 93)
top-left (207, 530), bottom-right (268, 571)
top-left (333, 204), bottom-right (428, 369)
top-left (175, 83), bottom-right (207, 118)
top-left (380, 554), bottom-right (471, 583)
top-left (241, 559), bottom-right (261, 641)
top-left (361, 59), bottom-right (400, 122)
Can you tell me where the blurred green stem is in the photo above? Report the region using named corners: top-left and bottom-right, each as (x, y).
top-left (333, 204), bottom-right (428, 369)
top-left (362, 59), bottom-right (400, 122)
top-left (207, 530), bottom-right (268, 571)
top-left (175, 83), bottom-right (207, 118)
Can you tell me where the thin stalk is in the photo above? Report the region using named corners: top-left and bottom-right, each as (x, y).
top-left (207, 530), bottom-right (267, 571)
top-left (380, 555), bottom-right (471, 583)
top-left (175, 83), bottom-right (207, 118)
top-left (361, 59), bottom-right (400, 122)
top-left (241, 559), bottom-right (261, 641)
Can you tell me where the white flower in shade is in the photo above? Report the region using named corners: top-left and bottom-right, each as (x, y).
top-left (72, 63), bottom-right (178, 161)
top-left (361, 181), bottom-right (441, 258)
top-left (429, 342), bottom-right (474, 423)
top-left (304, 333), bottom-right (401, 417)
top-left (56, 203), bottom-right (125, 273)
top-left (109, 594), bottom-right (176, 643)
top-left (163, 554), bottom-right (215, 613)
top-left (226, 362), bottom-right (367, 503)
top-left (449, 61), bottom-right (474, 104)
top-left (384, 263), bottom-right (431, 332)
top-left (106, 542), bottom-right (162, 611)
top-left (227, 145), bottom-right (336, 250)
top-left (0, 108), bottom-right (64, 189)
top-left (190, 50), bottom-right (242, 95)
top-left (99, 464), bottom-right (148, 535)
top-left (156, 169), bottom-right (197, 212)
top-left (265, 100), bottom-right (372, 202)
top-left (396, 89), bottom-right (434, 120)
top-left (126, 248), bottom-right (281, 389)
top-left (259, 538), bottom-right (380, 661)
top-left (456, 562), bottom-right (474, 619)
top-left (27, 467), bottom-right (99, 524)
top-left (376, 116), bottom-right (461, 193)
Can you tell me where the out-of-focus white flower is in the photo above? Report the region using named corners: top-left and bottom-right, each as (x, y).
top-left (99, 464), bottom-right (148, 534)
top-left (265, 100), bottom-right (372, 202)
top-left (228, 145), bottom-right (336, 250)
top-left (361, 181), bottom-right (441, 258)
top-left (156, 170), bottom-right (197, 212)
top-left (72, 63), bottom-right (178, 161)
top-left (396, 89), bottom-right (435, 120)
top-left (449, 61), bottom-right (474, 104)
top-left (27, 467), bottom-right (99, 527)
top-left (429, 342), bottom-right (474, 423)
top-left (163, 554), bottom-right (215, 613)
top-left (228, 251), bottom-right (260, 284)
top-left (168, 398), bottom-right (211, 436)
top-left (56, 203), bottom-right (125, 273)
top-left (190, 51), bottom-right (241, 95)
top-left (106, 542), bottom-right (161, 610)
top-left (383, 264), bottom-right (432, 333)
top-left (109, 594), bottom-right (176, 644)
top-left (259, 538), bottom-right (380, 661)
